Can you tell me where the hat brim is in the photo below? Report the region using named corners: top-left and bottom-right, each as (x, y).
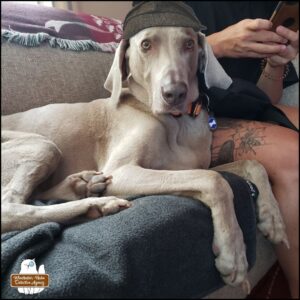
top-left (123, 12), bottom-right (207, 40)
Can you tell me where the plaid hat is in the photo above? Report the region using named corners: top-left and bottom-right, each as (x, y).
top-left (123, 1), bottom-right (206, 39)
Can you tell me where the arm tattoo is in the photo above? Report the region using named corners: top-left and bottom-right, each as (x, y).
top-left (211, 119), bottom-right (269, 167)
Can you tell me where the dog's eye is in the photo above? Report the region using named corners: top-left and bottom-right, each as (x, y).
top-left (185, 39), bottom-right (195, 50)
top-left (141, 40), bottom-right (151, 51)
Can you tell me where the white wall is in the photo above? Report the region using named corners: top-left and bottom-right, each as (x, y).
top-left (70, 1), bottom-right (133, 21)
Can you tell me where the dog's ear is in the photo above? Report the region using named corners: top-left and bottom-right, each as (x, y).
top-left (198, 32), bottom-right (232, 89)
top-left (104, 39), bottom-right (129, 103)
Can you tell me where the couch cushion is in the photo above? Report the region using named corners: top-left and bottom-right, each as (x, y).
top-left (1, 41), bottom-right (114, 115)
top-left (1, 1), bottom-right (120, 115)
top-left (280, 55), bottom-right (299, 107)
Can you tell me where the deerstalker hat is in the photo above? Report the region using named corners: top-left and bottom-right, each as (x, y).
top-left (123, 1), bottom-right (206, 39)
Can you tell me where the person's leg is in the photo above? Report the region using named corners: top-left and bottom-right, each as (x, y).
top-left (275, 104), bottom-right (299, 129)
top-left (211, 119), bottom-right (299, 298)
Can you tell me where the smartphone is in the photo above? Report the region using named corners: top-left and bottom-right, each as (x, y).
top-left (270, 1), bottom-right (299, 32)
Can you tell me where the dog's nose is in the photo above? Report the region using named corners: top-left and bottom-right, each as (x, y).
top-left (161, 82), bottom-right (187, 105)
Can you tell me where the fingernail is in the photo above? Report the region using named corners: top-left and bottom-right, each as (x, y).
top-left (283, 238), bottom-right (290, 249)
top-left (242, 280), bottom-right (251, 295)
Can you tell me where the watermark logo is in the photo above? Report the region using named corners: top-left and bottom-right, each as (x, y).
top-left (10, 259), bottom-right (49, 294)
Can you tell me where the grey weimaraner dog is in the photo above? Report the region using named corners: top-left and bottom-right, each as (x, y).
top-left (2, 27), bottom-right (288, 288)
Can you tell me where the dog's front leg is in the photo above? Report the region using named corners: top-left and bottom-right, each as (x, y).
top-left (35, 171), bottom-right (113, 201)
top-left (1, 196), bottom-right (131, 233)
top-left (211, 160), bottom-right (289, 248)
top-left (105, 164), bottom-right (248, 287)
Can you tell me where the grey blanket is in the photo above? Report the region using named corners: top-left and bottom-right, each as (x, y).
top-left (1, 172), bottom-right (257, 298)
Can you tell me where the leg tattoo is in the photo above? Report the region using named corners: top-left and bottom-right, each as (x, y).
top-left (211, 119), bottom-right (269, 167)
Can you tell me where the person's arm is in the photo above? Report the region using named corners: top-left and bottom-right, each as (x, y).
top-left (257, 26), bottom-right (299, 104)
top-left (206, 19), bottom-right (287, 59)
top-left (256, 62), bottom-right (284, 104)
top-left (207, 21), bottom-right (298, 104)
top-left (206, 19), bottom-right (286, 104)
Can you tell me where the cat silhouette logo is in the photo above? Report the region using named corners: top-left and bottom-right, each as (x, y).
top-left (10, 259), bottom-right (49, 294)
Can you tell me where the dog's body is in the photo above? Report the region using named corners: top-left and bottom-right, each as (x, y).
top-left (2, 27), bottom-right (288, 287)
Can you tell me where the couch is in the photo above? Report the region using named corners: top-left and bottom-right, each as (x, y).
top-left (1, 3), bottom-right (298, 299)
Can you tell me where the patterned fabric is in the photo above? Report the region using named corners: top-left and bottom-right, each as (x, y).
top-left (1, 2), bottom-right (122, 52)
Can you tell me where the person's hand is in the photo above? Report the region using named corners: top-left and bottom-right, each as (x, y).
top-left (266, 26), bottom-right (299, 67)
top-left (207, 18), bottom-right (288, 58)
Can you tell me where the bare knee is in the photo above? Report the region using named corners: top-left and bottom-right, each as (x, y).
top-left (275, 104), bottom-right (299, 129)
top-left (265, 130), bottom-right (298, 186)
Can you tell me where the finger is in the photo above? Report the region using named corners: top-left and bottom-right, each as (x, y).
top-left (245, 42), bottom-right (286, 55)
top-left (276, 26), bottom-right (299, 46)
top-left (254, 30), bottom-right (288, 44)
top-left (246, 18), bottom-right (272, 31)
top-left (268, 55), bottom-right (289, 66)
top-left (272, 47), bottom-right (297, 62)
top-left (243, 51), bottom-right (273, 59)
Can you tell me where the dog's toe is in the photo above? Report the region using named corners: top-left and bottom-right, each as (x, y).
top-left (216, 251), bottom-right (248, 287)
top-left (101, 198), bottom-right (132, 216)
top-left (68, 170), bottom-right (113, 198)
top-left (86, 197), bottom-right (132, 219)
top-left (257, 199), bottom-right (289, 247)
top-left (86, 173), bottom-right (112, 196)
top-left (213, 227), bottom-right (248, 287)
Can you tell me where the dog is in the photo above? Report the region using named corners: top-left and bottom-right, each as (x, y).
top-left (1, 26), bottom-right (288, 288)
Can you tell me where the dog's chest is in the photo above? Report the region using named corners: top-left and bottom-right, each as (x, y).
top-left (146, 113), bottom-right (212, 170)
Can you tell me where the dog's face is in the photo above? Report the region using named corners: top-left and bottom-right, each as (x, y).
top-left (104, 26), bottom-right (232, 114)
top-left (126, 27), bottom-right (199, 115)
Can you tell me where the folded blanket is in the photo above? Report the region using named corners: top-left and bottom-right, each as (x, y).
top-left (1, 172), bottom-right (258, 299)
top-left (1, 2), bottom-right (121, 52)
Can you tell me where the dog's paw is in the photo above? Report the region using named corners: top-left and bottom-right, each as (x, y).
top-left (213, 227), bottom-right (248, 287)
top-left (257, 197), bottom-right (289, 248)
top-left (68, 170), bottom-right (112, 198)
top-left (85, 171), bottom-right (113, 197)
top-left (86, 197), bottom-right (132, 219)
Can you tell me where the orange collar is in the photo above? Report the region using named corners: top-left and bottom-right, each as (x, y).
top-left (171, 97), bottom-right (203, 118)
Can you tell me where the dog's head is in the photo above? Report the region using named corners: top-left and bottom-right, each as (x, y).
top-left (104, 2), bottom-right (232, 115)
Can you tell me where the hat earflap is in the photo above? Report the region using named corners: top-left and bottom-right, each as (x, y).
top-left (198, 32), bottom-right (232, 90)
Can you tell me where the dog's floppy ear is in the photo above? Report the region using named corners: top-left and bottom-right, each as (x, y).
top-left (198, 32), bottom-right (232, 89)
top-left (104, 39), bottom-right (129, 103)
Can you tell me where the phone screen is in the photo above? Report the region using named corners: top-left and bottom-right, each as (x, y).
top-left (270, 1), bottom-right (299, 32)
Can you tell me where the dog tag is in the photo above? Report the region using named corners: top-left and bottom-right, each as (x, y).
top-left (208, 115), bottom-right (217, 131)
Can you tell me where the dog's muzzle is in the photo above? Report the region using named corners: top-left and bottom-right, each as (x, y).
top-left (161, 82), bottom-right (187, 106)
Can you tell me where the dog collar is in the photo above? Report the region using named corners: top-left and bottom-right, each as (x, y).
top-left (170, 93), bottom-right (217, 130)
top-left (170, 93), bottom-right (208, 118)
top-left (188, 98), bottom-right (203, 118)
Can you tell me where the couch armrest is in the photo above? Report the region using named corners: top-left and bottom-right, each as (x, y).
top-left (280, 55), bottom-right (299, 108)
